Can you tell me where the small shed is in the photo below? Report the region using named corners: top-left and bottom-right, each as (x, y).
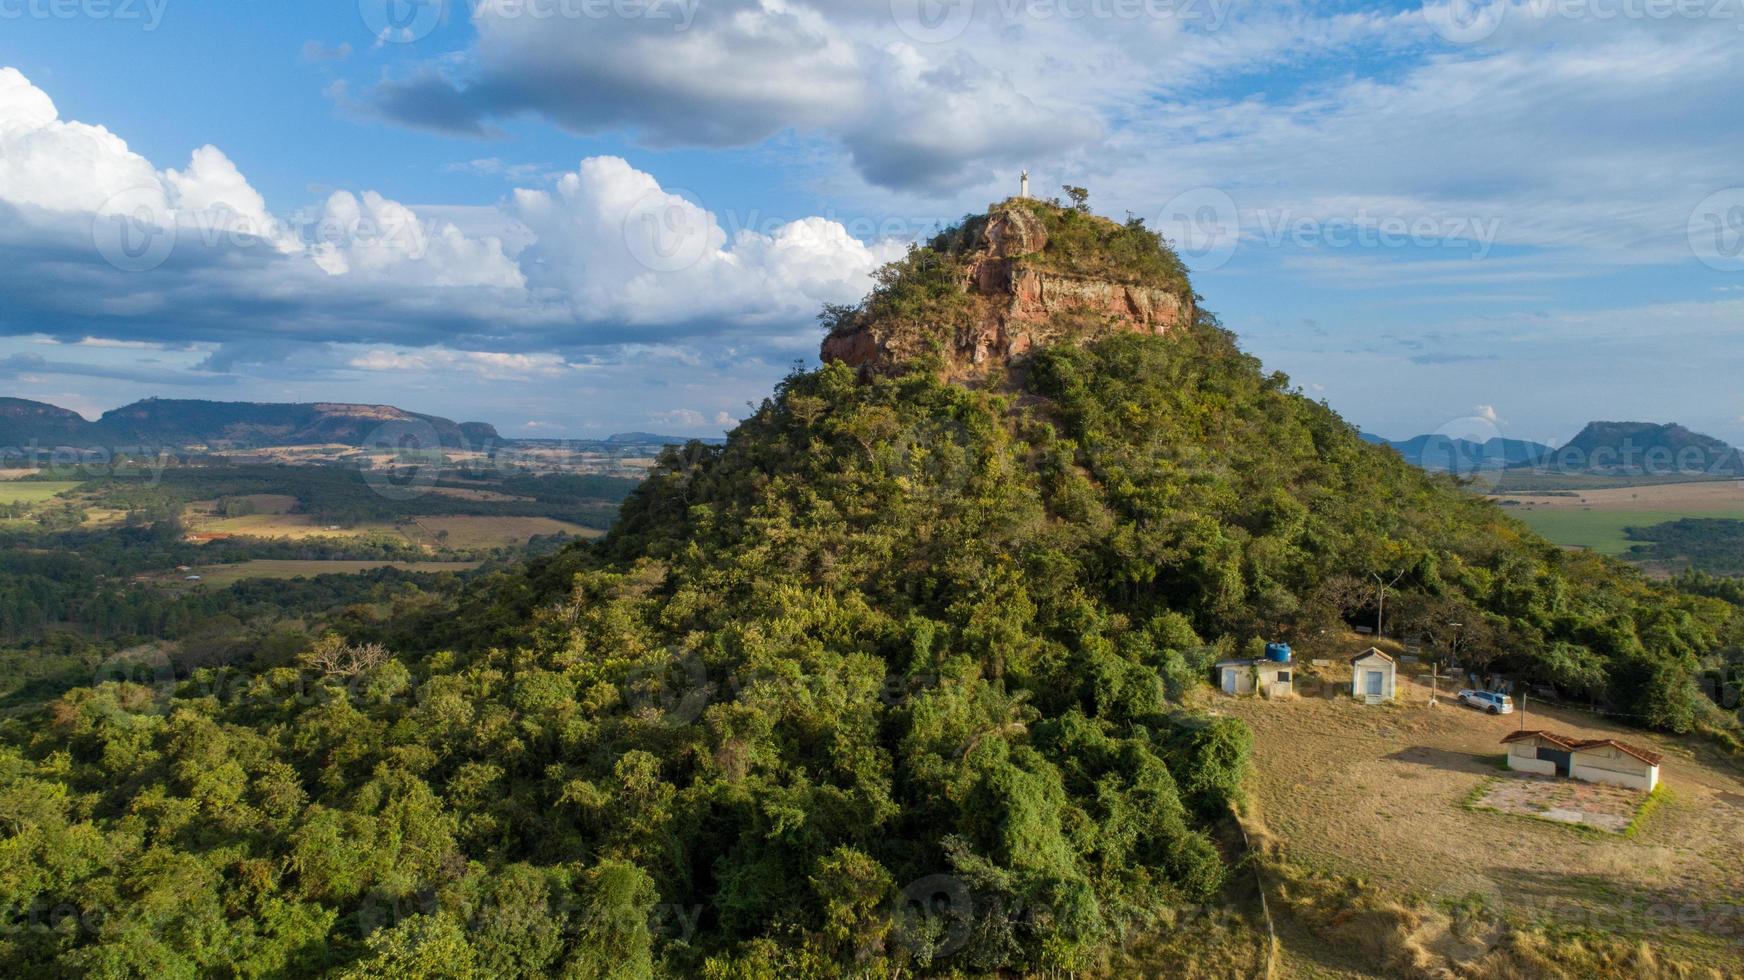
top-left (1350, 648), bottom-right (1396, 701)
top-left (1214, 659), bottom-right (1294, 699)
top-left (1570, 738), bottom-right (1662, 792)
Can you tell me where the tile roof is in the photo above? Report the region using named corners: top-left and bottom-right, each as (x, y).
top-left (1499, 730), bottom-right (1663, 766)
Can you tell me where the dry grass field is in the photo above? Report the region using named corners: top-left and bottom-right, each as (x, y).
top-left (1217, 669), bottom-right (1744, 973)
top-left (1493, 482), bottom-right (1744, 512)
top-left (395, 514), bottom-right (603, 549)
top-left (184, 512), bottom-right (376, 540)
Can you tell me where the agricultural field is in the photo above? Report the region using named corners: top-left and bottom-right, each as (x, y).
top-left (157, 559), bottom-right (480, 587)
top-left (0, 480), bottom-right (81, 504)
top-left (1218, 671), bottom-right (1744, 974)
top-left (1492, 481), bottom-right (1744, 556)
top-left (394, 514), bottom-right (602, 549)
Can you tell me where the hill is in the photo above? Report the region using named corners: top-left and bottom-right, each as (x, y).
top-left (0, 396), bottom-right (500, 450)
top-left (0, 198), bottom-right (1736, 976)
top-left (1537, 420), bottom-right (1744, 477)
top-left (0, 396), bottom-right (91, 446)
top-left (1363, 432), bottom-right (1553, 473)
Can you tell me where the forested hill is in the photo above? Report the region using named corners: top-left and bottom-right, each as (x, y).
top-left (0, 397), bottom-right (498, 449)
top-left (0, 200), bottom-right (1738, 976)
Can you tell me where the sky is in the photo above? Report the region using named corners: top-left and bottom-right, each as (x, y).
top-left (0, 0), bottom-right (1741, 444)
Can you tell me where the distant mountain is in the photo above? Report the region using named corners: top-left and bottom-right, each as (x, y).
top-left (0, 397), bottom-right (91, 447)
top-left (1363, 432), bottom-right (1553, 474)
top-left (604, 431), bottom-right (701, 445)
top-left (1541, 421), bottom-right (1743, 476)
top-left (0, 397), bottom-right (499, 450)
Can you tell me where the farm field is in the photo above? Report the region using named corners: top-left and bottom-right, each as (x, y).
top-left (160, 559), bottom-right (481, 587)
top-left (180, 511), bottom-right (602, 550)
top-left (183, 511), bottom-right (378, 539)
top-left (0, 480), bottom-right (81, 504)
top-left (1492, 481), bottom-right (1744, 555)
top-left (1218, 672), bottom-right (1744, 974)
top-left (395, 514), bottom-right (603, 549)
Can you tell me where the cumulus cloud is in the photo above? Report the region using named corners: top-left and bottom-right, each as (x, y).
top-left (0, 69), bottom-right (900, 362)
top-left (362, 0), bottom-right (1121, 192)
top-left (512, 156), bottom-right (905, 328)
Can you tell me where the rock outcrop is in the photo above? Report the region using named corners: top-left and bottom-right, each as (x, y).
top-left (822, 201), bottom-right (1194, 378)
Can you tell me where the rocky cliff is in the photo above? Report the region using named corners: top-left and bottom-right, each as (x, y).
top-left (821, 199), bottom-right (1195, 378)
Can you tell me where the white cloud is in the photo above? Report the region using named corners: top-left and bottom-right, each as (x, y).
top-left (652, 408), bottom-right (709, 428)
top-left (1474, 404), bottom-right (1501, 425)
top-left (513, 156), bottom-right (904, 327)
top-left (347, 348), bottom-right (574, 380)
top-left (0, 69), bottom-right (902, 362)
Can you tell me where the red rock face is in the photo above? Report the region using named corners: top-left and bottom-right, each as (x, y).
top-left (821, 206), bottom-right (1193, 378)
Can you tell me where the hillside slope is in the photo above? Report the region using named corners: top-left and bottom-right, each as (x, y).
top-left (0, 200), bottom-right (1736, 977)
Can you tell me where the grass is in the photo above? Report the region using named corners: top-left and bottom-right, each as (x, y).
top-left (1622, 785), bottom-right (1668, 839)
top-left (0, 480), bottom-right (82, 504)
top-left (1509, 508), bottom-right (1735, 555)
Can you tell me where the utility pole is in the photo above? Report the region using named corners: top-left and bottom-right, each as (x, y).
top-left (1433, 622), bottom-right (1462, 707)
top-left (1371, 569), bottom-right (1406, 638)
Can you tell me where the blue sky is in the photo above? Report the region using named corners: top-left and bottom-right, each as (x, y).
top-left (1, 0), bottom-right (1741, 443)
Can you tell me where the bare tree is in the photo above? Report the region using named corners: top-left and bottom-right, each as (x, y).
top-left (301, 635), bottom-right (392, 678)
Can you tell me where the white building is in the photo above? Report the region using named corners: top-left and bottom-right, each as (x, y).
top-left (1350, 648), bottom-right (1396, 701)
top-left (1501, 730), bottom-right (1662, 791)
top-left (1214, 658), bottom-right (1294, 699)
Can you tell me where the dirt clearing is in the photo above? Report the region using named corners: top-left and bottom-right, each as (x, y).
top-left (1215, 670), bottom-right (1744, 970)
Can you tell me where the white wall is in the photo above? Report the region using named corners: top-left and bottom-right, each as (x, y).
top-left (1350, 659), bottom-right (1395, 700)
top-left (1505, 745), bottom-right (1556, 776)
top-left (1571, 748), bottom-right (1658, 791)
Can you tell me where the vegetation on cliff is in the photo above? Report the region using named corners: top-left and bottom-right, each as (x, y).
top-left (0, 200), bottom-right (1738, 977)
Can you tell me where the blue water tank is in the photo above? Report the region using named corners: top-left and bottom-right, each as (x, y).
top-left (1264, 643), bottom-right (1293, 663)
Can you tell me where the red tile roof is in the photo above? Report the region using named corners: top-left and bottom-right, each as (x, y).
top-left (1500, 730), bottom-right (1579, 751)
top-left (1499, 730), bottom-right (1663, 766)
